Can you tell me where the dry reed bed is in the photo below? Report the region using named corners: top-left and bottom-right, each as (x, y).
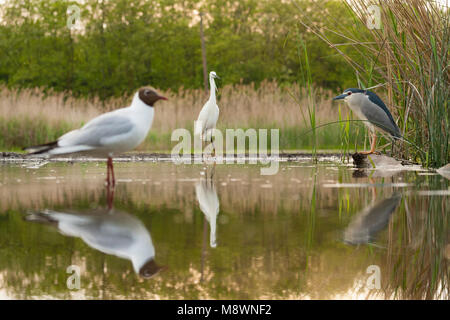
top-left (0, 82), bottom-right (340, 134)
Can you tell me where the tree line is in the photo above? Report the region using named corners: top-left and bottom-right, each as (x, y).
top-left (0, 0), bottom-right (363, 101)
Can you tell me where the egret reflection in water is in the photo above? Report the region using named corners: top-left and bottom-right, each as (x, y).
top-left (25, 187), bottom-right (163, 279)
top-left (195, 169), bottom-right (220, 248)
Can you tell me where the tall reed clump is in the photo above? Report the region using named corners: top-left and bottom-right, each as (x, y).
top-left (296, 33), bottom-right (318, 160)
top-left (299, 0), bottom-right (449, 167)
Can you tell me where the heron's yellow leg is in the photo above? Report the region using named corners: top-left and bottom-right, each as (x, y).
top-left (360, 132), bottom-right (378, 154)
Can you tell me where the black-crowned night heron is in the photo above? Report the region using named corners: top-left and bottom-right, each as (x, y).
top-left (333, 88), bottom-right (401, 154)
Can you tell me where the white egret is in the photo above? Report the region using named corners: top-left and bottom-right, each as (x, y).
top-left (195, 71), bottom-right (220, 149)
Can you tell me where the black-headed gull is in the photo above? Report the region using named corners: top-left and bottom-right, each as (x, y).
top-left (26, 206), bottom-right (164, 278)
top-left (24, 88), bottom-right (167, 185)
top-left (195, 71), bottom-right (220, 145)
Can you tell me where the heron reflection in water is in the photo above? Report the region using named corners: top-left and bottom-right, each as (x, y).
top-left (26, 186), bottom-right (164, 279)
top-left (345, 170), bottom-right (402, 245)
top-left (344, 193), bottom-right (401, 245)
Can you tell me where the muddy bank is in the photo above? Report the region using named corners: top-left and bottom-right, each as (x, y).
top-left (1, 151), bottom-right (423, 171)
top-left (1, 151), bottom-right (344, 163)
top-left (351, 153), bottom-right (418, 168)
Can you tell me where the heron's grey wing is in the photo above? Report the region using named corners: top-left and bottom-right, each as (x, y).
top-left (360, 194), bottom-right (401, 231)
top-left (60, 113), bottom-right (134, 147)
top-left (360, 101), bottom-right (400, 137)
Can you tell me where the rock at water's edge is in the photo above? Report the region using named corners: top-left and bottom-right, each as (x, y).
top-left (436, 164), bottom-right (450, 180)
top-left (352, 153), bottom-right (403, 169)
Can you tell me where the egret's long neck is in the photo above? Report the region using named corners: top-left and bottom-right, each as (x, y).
top-left (209, 76), bottom-right (216, 102)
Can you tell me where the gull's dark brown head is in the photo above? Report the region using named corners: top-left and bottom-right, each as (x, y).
top-left (138, 259), bottom-right (166, 279)
top-left (138, 87), bottom-right (167, 107)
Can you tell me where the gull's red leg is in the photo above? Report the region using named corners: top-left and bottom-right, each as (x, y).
top-left (109, 157), bottom-right (115, 187)
top-left (106, 158), bottom-right (111, 186)
top-left (106, 183), bottom-right (115, 210)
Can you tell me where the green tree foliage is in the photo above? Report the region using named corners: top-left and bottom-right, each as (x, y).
top-left (0, 0), bottom-right (359, 100)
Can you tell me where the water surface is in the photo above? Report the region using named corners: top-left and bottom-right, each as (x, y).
top-left (0, 160), bottom-right (448, 299)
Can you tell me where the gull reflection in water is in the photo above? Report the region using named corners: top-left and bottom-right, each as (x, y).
top-left (344, 192), bottom-right (402, 245)
top-left (26, 187), bottom-right (163, 279)
top-left (196, 169), bottom-right (220, 248)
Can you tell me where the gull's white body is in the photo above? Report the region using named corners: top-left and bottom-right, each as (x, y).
top-left (195, 177), bottom-right (220, 248)
top-left (30, 92), bottom-right (154, 157)
top-left (195, 72), bottom-right (219, 142)
top-left (29, 208), bottom-right (155, 273)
